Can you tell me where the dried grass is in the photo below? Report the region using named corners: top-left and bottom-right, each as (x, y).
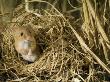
top-left (0, 0), bottom-right (110, 82)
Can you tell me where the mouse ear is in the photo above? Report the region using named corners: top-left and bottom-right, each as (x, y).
top-left (10, 24), bottom-right (21, 36)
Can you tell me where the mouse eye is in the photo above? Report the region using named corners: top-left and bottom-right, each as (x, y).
top-left (20, 32), bottom-right (23, 36)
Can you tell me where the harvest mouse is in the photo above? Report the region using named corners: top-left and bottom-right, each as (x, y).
top-left (12, 25), bottom-right (40, 62)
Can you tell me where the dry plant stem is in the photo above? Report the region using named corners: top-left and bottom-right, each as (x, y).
top-left (86, 0), bottom-right (110, 63)
top-left (109, 0), bottom-right (110, 8)
top-left (99, 36), bottom-right (109, 63)
top-left (25, 0), bottom-right (42, 17)
top-left (82, 0), bottom-right (93, 46)
top-left (55, 6), bottom-right (110, 74)
top-left (62, 0), bottom-right (67, 12)
top-left (56, 2), bottom-right (110, 76)
top-left (70, 70), bottom-right (85, 81)
top-left (52, 0), bottom-right (59, 7)
top-left (67, 0), bottom-right (77, 9)
top-left (64, 19), bottom-right (110, 74)
top-left (67, 22), bottom-right (110, 74)
top-left (83, 0), bottom-right (109, 63)
top-left (85, 0), bottom-right (110, 49)
top-left (86, 65), bottom-right (94, 82)
top-left (11, 77), bottom-right (28, 81)
top-left (103, 0), bottom-right (107, 25)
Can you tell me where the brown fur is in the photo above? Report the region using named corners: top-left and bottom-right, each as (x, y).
top-left (12, 25), bottom-right (40, 62)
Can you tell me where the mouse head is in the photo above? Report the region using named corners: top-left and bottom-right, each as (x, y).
top-left (12, 25), bottom-right (36, 42)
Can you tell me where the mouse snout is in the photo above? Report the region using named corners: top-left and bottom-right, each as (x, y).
top-left (26, 36), bottom-right (33, 41)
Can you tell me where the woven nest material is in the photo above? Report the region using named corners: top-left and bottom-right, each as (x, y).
top-left (0, 4), bottom-right (105, 82)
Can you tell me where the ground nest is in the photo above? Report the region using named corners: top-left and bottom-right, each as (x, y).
top-left (0, 3), bottom-right (110, 82)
